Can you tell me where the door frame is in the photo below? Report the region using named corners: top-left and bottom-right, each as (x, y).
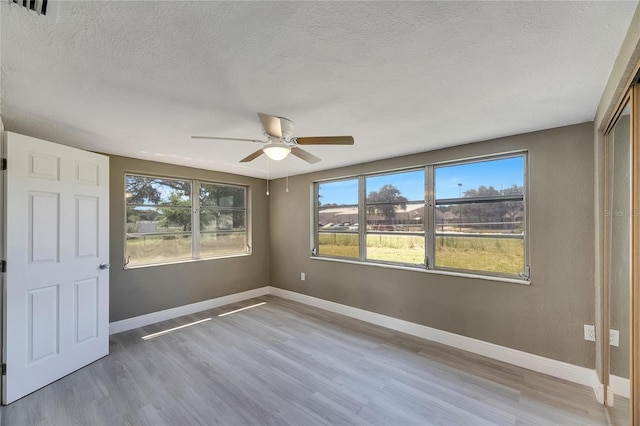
top-left (632, 82), bottom-right (640, 426)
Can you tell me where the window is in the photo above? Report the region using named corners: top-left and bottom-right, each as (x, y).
top-left (317, 178), bottom-right (359, 259)
top-left (365, 169), bottom-right (425, 265)
top-left (434, 156), bottom-right (525, 276)
top-left (199, 182), bottom-right (247, 258)
top-left (125, 174), bottom-right (248, 267)
top-left (313, 153), bottom-right (528, 279)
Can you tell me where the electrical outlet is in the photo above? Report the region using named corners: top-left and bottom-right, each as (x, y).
top-left (584, 324), bottom-right (596, 341)
top-left (300, 272), bottom-right (306, 281)
top-left (610, 329), bottom-right (620, 347)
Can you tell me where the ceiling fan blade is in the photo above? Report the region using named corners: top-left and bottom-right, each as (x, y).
top-left (191, 136), bottom-right (264, 143)
top-left (290, 147), bottom-right (321, 164)
top-left (257, 113), bottom-right (282, 138)
top-left (294, 136), bottom-right (354, 145)
top-left (239, 149), bottom-right (265, 162)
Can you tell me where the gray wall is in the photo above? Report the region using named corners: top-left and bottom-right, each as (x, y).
top-left (269, 122), bottom-right (596, 368)
top-left (109, 155), bottom-right (270, 322)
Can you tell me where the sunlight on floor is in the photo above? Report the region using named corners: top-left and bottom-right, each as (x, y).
top-left (141, 318), bottom-right (212, 340)
top-left (218, 302), bottom-right (267, 317)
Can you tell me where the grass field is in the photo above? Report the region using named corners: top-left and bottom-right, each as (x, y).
top-left (435, 237), bottom-right (523, 274)
top-left (318, 233), bottom-right (523, 274)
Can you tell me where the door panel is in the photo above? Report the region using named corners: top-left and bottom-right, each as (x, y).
top-left (27, 285), bottom-right (60, 362)
top-left (3, 132), bottom-right (109, 404)
top-left (75, 277), bottom-right (99, 344)
top-left (75, 196), bottom-right (99, 258)
top-left (29, 191), bottom-right (60, 263)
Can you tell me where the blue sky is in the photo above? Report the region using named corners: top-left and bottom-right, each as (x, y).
top-left (435, 156), bottom-right (524, 199)
top-left (319, 156), bottom-right (524, 205)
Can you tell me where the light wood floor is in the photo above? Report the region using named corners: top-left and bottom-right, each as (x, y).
top-left (1, 295), bottom-right (609, 425)
top-left (609, 396), bottom-right (630, 425)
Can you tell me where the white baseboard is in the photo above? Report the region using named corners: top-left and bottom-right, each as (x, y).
top-left (610, 374), bottom-right (631, 398)
top-left (268, 286), bottom-right (603, 402)
top-left (109, 286), bottom-right (270, 334)
top-left (109, 284), bottom-right (605, 404)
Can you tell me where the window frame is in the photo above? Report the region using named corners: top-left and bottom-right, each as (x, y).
top-left (431, 153), bottom-right (529, 279)
top-left (315, 176), bottom-right (361, 261)
top-left (196, 179), bottom-right (250, 260)
top-left (312, 151), bottom-right (530, 281)
top-left (363, 168), bottom-right (426, 267)
top-left (124, 173), bottom-right (250, 268)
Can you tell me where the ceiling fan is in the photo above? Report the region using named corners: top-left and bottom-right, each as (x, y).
top-left (191, 113), bottom-right (354, 164)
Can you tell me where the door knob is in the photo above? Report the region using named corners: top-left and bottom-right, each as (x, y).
top-left (99, 263), bottom-right (111, 270)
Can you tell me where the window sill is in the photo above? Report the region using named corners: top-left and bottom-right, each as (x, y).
top-left (123, 253), bottom-right (251, 270)
top-left (308, 256), bottom-right (531, 286)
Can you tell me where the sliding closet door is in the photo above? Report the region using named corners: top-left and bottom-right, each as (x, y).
top-left (605, 100), bottom-right (632, 425)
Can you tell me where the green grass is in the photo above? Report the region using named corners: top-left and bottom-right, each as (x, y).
top-left (318, 233), bottom-right (424, 264)
top-left (318, 233), bottom-right (523, 274)
top-left (366, 234), bottom-right (424, 264)
top-left (435, 237), bottom-right (523, 274)
top-left (318, 233), bottom-right (358, 258)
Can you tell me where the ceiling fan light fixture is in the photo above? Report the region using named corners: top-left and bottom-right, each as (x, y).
top-left (263, 145), bottom-right (291, 161)
top-left (192, 113), bottom-right (354, 164)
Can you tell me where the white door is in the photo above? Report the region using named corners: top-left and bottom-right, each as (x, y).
top-left (2, 132), bottom-right (109, 404)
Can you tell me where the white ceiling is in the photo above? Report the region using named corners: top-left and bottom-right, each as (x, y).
top-left (1, 1), bottom-right (637, 179)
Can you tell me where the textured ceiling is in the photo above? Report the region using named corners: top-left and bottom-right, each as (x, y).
top-left (1, 1), bottom-right (637, 179)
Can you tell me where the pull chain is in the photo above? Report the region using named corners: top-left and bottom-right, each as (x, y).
top-left (266, 157), bottom-right (270, 196)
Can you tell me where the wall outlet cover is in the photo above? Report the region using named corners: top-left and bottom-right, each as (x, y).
top-left (584, 324), bottom-right (596, 342)
top-left (609, 329), bottom-right (620, 347)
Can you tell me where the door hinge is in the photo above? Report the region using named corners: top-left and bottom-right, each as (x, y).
top-left (1, 363), bottom-right (6, 376)
top-left (1, 158), bottom-right (6, 171)
top-left (0, 260), bottom-right (5, 273)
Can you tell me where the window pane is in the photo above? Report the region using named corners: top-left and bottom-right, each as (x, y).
top-left (126, 176), bottom-right (191, 204)
top-left (318, 178), bottom-right (358, 207)
top-left (200, 232), bottom-right (246, 258)
top-left (199, 182), bottom-right (247, 258)
top-left (435, 201), bottom-right (524, 234)
top-left (318, 232), bottom-right (359, 259)
top-left (317, 178), bottom-right (359, 258)
top-left (126, 235), bottom-right (192, 266)
top-left (435, 157), bottom-right (523, 200)
top-left (126, 175), bottom-right (192, 265)
top-left (364, 169), bottom-right (424, 264)
top-left (435, 236), bottom-right (524, 275)
top-left (200, 208), bottom-right (246, 257)
top-left (366, 234), bottom-right (424, 265)
top-left (200, 183), bottom-right (245, 208)
top-left (434, 155), bottom-right (526, 276)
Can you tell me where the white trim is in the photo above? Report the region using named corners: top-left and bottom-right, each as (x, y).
top-left (268, 286), bottom-right (603, 402)
top-left (609, 374), bottom-right (631, 398)
top-left (109, 286), bottom-right (269, 334)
